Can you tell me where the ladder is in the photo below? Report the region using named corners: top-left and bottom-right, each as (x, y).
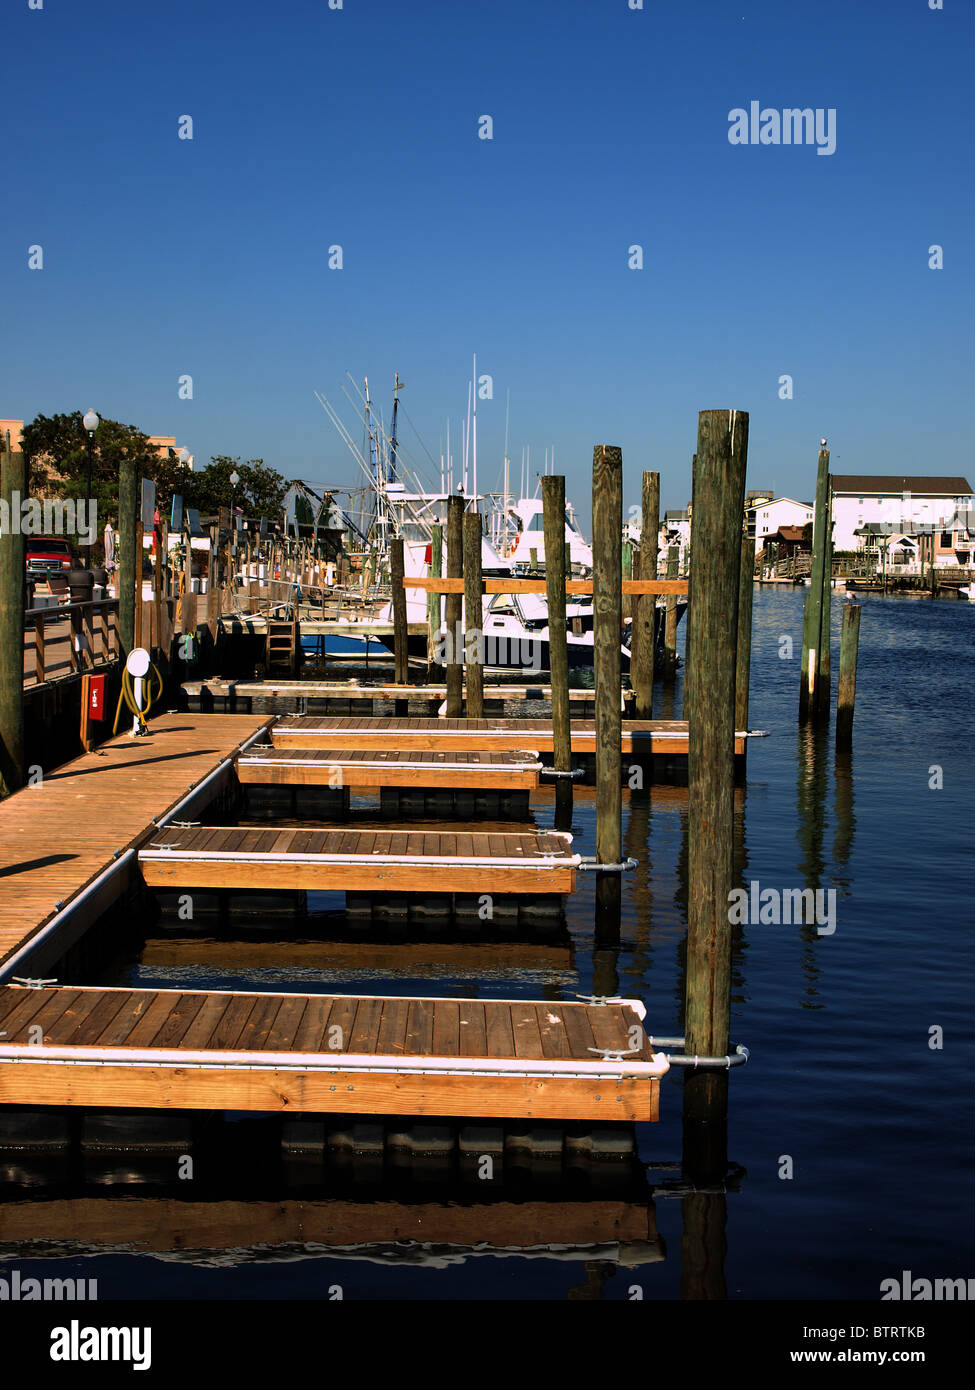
top-left (266, 619), bottom-right (298, 673)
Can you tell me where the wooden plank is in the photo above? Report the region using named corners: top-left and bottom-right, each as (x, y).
top-left (431, 1000), bottom-right (460, 1057)
top-left (405, 577), bottom-right (686, 595)
top-left (404, 998), bottom-right (434, 1056)
top-left (0, 1062), bottom-right (661, 1121)
top-left (484, 1002), bottom-right (516, 1058)
top-left (375, 998), bottom-right (410, 1056)
top-left (509, 1002), bottom-right (545, 1060)
top-left (457, 1000), bottom-right (488, 1057)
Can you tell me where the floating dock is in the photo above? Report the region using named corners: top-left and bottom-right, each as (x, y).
top-left (269, 715), bottom-right (745, 756)
top-left (139, 825), bottom-right (579, 894)
top-left (0, 713), bottom-right (272, 980)
top-left (237, 746), bottom-right (543, 790)
top-left (0, 985), bottom-right (668, 1120)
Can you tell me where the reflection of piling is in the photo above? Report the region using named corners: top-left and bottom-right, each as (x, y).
top-left (542, 475), bottom-right (571, 773)
top-left (592, 446), bottom-right (622, 870)
top-left (632, 471), bottom-right (659, 718)
top-left (445, 494), bottom-right (464, 717)
top-left (118, 459), bottom-right (138, 659)
top-left (427, 522), bottom-right (442, 674)
top-left (800, 445), bottom-right (831, 720)
top-left (735, 532), bottom-right (755, 732)
top-left (463, 511), bottom-right (484, 717)
top-left (390, 537), bottom-right (409, 685)
top-left (684, 410), bottom-right (748, 1124)
top-left (0, 449), bottom-right (27, 795)
top-left (835, 601), bottom-right (861, 745)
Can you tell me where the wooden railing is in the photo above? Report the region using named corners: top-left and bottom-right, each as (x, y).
top-left (23, 599), bottom-right (120, 689)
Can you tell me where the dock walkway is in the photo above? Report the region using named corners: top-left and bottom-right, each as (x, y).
top-left (0, 713), bottom-right (272, 979)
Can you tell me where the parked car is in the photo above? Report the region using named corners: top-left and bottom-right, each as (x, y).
top-left (25, 536), bottom-right (75, 577)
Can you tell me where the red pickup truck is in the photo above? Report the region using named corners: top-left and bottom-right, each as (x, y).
top-left (25, 536), bottom-right (75, 576)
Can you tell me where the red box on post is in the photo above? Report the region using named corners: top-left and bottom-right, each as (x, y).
top-left (89, 674), bottom-right (107, 721)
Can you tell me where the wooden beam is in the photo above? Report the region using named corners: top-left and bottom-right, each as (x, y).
top-left (406, 577), bottom-right (687, 595)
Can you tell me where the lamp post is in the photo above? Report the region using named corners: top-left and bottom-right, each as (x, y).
top-left (229, 469), bottom-right (240, 555)
top-left (82, 409), bottom-right (99, 570)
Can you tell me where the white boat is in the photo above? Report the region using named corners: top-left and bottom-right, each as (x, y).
top-left (499, 496), bottom-right (594, 575)
top-left (959, 584), bottom-right (974, 600)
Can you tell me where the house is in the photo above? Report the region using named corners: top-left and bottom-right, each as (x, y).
top-left (661, 507), bottom-right (690, 571)
top-left (830, 475), bottom-right (973, 553)
top-left (747, 496), bottom-right (814, 553)
top-left (767, 524), bottom-right (808, 557)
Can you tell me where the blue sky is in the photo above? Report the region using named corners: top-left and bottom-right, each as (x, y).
top-left (4, 0), bottom-right (972, 522)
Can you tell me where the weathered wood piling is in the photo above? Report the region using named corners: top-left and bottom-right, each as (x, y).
top-left (0, 449), bottom-right (27, 796)
top-left (542, 475), bottom-right (571, 774)
top-left (427, 522), bottom-right (442, 673)
top-left (684, 409), bottom-right (748, 1125)
top-left (445, 494), bottom-right (464, 717)
top-left (800, 444), bottom-right (831, 720)
top-left (463, 511), bottom-right (484, 718)
top-left (118, 459), bottom-right (138, 658)
top-left (835, 601), bottom-right (861, 745)
top-left (735, 531), bottom-right (755, 731)
top-left (632, 471), bottom-right (659, 718)
top-left (592, 445), bottom-right (622, 870)
top-left (390, 537), bottom-right (409, 685)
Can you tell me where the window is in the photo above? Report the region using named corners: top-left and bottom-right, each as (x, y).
top-left (941, 532), bottom-right (953, 548)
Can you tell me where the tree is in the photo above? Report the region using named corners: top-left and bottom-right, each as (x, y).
top-left (22, 411), bottom-right (164, 527)
top-left (180, 456), bottom-right (288, 518)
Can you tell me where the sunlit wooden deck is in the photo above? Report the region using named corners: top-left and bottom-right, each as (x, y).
top-left (237, 746), bottom-right (543, 789)
top-left (270, 715), bottom-right (744, 755)
top-left (138, 825), bottom-right (579, 894)
top-left (0, 714), bottom-right (273, 979)
top-left (0, 984), bottom-right (669, 1120)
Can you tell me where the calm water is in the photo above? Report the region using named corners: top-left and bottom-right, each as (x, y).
top-left (3, 588), bottom-right (973, 1300)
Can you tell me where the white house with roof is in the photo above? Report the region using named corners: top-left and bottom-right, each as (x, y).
top-left (747, 496), bottom-right (814, 554)
top-left (830, 475), bottom-right (974, 554)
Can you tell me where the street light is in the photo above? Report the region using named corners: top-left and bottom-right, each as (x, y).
top-left (229, 469), bottom-right (240, 554)
top-left (82, 408), bottom-right (99, 569)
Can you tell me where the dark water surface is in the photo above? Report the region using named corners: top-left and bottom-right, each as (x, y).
top-left (3, 588), bottom-right (973, 1300)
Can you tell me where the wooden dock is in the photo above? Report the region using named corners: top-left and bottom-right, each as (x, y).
top-left (184, 677), bottom-right (633, 713)
top-left (270, 715), bottom-right (747, 756)
top-left (0, 984), bottom-right (668, 1120)
top-left (0, 713), bottom-right (273, 980)
top-left (237, 746), bottom-right (543, 790)
top-left (139, 826), bottom-right (579, 894)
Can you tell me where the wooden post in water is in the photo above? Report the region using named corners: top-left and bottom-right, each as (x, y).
top-left (631, 471), bottom-right (659, 718)
top-left (0, 449), bottom-right (27, 796)
top-left (682, 454), bottom-right (698, 719)
top-left (427, 522), bottom-right (443, 673)
top-left (800, 444), bottom-right (830, 720)
top-left (117, 459), bottom-right (138, 660)
top-left (543, 475), bottom-right (571, 773)
top-left (684, 409), bottom-right (748, 1125)
top-left (463, 511), bottom-right (484, 718)
top-left (815, 477), bottom-right (833, 719)
top-left (735, 531), bottom-right (755, 732)
top-left (835, 601), bottom-right (861, 745)
top-left (390, 536), bottom-right (409, 685)
top-left (445, 494), bottom-right (464, 717)
top-left (592, 446), bottom-right (623, 869)
top-left (663, 544), bottom-right (679, 679)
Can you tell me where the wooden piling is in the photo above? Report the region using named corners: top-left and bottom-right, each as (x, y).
top-left (427, 522), bottom-right (443, 673)
top-left (632, 471), bottom-right (659, 718)
top-left (0, 450), bottom-right (27, 796)
top-left (542, 474), bottom-right (571, 773)
top-left (835, 601), bottom-right (861, 745)
top-left (445, 494), bottom-right (464, 717)
top-left (390, 536), bottom-right (409, 685)
top-left (663, 544), bottom-right (679, 680)
top-left (592, 446), bottom-right (623, 868)
top-left (815, 476), bottom-right (833, 719)
top-left (682, 453), bottom-right (698, 718)
top-left (800, 445), bottom-right (830, 720)
top-left (735, 531), bottom-right (755, 732)
top-left (463, 511), bottom-right (484, 718)
top-left (684, 410), bottom-right (748, 1123)
top-left (117, 459), bottom-right (138, 659)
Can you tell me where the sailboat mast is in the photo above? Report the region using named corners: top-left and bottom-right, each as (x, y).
top-left (472, 352), bottom-right (478, 513)
top-left (389, 372), bottom-right (402, 484)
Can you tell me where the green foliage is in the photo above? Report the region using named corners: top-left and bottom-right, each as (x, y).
top-left (22, 411), bottom-right (164, 524)
top-left (180, 456), bottom-right (288, 518)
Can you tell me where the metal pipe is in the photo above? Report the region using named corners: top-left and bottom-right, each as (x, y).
top-left (662, 1044), bottom-right (750, 1070)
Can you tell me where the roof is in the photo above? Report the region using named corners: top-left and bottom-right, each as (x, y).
top-left (770, 525), bottom-right (807, 542)
top-left (831, 475), bottom-right (973, 495)
top-left (747, 495), bottom-right (811, 510)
